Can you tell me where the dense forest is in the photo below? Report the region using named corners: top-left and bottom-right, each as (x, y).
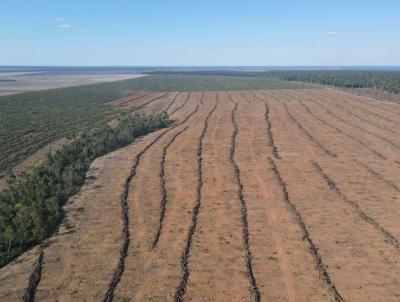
top-left (269, 70), bottom-right (400, 94)
top-left (0, 112), bottom-right (171, 267)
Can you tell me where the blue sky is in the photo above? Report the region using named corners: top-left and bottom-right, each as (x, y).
top-left (1, 0), bottom-right (399, 66)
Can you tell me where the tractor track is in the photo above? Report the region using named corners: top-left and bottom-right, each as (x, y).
top-left (164, 92), bottom-right (182, 113)
top-left (21, 249), bottom-right (43, 302)
top-left (299, 101), bottom-right (400, 151)
top-left (311, 160), bottom-right (400, 250)
top-left (228, 96), bottom-right (261, 302)
top-left (102, 100), bottom-right (200, 302)
top-left (151, 124), bottom-right (190, 249)
top-left (294, 99), bottom-right (387, 160)
top-left (269, 158), bottom-right (345, 302)
top-left (283, 102), bottom-right (337, 158)
top-left (173, 97), bottom-right (218, 302)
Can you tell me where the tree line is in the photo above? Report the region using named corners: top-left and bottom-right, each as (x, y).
top-left (0, 112), bottom-right (171, 267)
top-left (269, 70), bottom-right (400, 94)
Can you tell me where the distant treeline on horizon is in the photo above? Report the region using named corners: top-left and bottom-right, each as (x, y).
top-left (1, 65), bottom-right (400, 74)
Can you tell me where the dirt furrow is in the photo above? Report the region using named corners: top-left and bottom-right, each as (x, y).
top-left (103, 101), bottom-right (199, 302)
top-left (311, 160), bottom-right (400, 249)
top-left (269, 158), bottom-right (344, 302)
top-left (228, 98), bottom-right (261, 302)
top-left (21, 250), bottom-right (43, 302)
top-left (174, 99), bottom-right (218, 302)
top-left (283, 102), bottom-right (337, 158)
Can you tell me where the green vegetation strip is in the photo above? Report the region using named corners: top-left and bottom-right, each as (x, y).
top-left (0, 112), bottom-right (172, 267)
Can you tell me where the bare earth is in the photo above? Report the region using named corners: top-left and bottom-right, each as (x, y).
top-left (1, 89), bottom-right (400, 301)
top-left (0, 73), bottom-right (145, 96)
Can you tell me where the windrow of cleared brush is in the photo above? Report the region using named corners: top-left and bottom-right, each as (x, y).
top-left (251, 93), bottom-right (281, 159)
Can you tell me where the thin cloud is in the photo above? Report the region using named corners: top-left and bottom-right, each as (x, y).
top-left (325, 31), bottom-right (339, 36)
top-left (59, 24), bottom-right (71, 29)
top-left (54, 17), bottom-right (64, 22)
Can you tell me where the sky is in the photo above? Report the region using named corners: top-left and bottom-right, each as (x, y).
top-left (1, 0), bottom-right (400, 66)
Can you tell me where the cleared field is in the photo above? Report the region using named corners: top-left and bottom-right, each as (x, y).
top-left (1, 89), bottom-right (400, 301)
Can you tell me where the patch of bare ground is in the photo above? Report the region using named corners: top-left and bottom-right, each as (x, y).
top-left (2, 88), bottom-right (400, 302)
